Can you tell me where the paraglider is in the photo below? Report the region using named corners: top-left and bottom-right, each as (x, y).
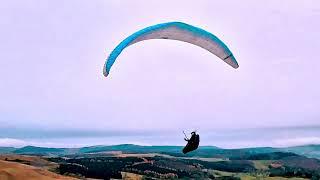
top-left (183, 131), bottom-right (200, 154)
top-left (103, 22), bottom-right (238, 77)
top-left (103, 22), bottom-right (239, 153)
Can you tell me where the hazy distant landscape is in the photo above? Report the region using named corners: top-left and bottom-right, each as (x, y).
top-left (1, 144), bottom-right (320, 179)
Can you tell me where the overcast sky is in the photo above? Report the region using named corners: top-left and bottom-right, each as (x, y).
top-left (0, 0), bottom-right (320, 147)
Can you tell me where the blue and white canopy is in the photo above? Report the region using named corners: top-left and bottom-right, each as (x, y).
top-left (103, 22), bottom-right (238, 77)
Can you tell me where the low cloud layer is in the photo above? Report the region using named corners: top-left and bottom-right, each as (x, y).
top-left (1, 126), bottom-right (319, 148)
top-left (273, 137), bottom-right (320, 147)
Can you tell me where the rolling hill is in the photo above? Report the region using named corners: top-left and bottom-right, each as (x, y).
top-left (1, 144), bottom-right (320, 160)
top-left (0, 159), bottom-right (76, 180)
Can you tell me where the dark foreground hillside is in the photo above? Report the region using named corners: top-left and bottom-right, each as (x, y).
top-left (47, 152), bottom-right (320, 179)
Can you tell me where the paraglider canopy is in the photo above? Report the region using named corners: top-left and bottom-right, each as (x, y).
top-left (103, 22), bottom-right (238, 77)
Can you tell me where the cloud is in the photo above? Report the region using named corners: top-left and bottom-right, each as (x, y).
top-left (273, 137), bottom-right (320, 147)
top-left (0, 137), bottom-right (152, 148)
top-left (0, 138), bottom-right (27, 147)
top-left (1, 135), bottom-right (320, 148)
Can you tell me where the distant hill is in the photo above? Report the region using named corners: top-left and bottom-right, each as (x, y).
top-left (1, 144), bottom-right (320, 159)
top-left (280, 144), bottom-right (320, 159)
top-left (0, 147), bottom-right (16, 153)
top-left (79, 144), bottom-right (219, 154)
top-left (13, 146), bottom-right (65, 155)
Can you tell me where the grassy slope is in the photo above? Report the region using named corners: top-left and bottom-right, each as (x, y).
top-left (0, 160), bottom-right (77, 180)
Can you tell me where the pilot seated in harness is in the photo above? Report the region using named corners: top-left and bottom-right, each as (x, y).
top-left (182, 131), bottom-right (200, 154)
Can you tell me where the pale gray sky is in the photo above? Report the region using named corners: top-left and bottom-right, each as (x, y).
top-left (0, 0), bottom-right (320, 147)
